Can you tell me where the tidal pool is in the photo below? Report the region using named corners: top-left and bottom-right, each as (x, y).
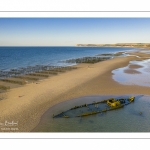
top-left (112, 59), bottom-right (150, 87)
top-left (32, 94), bottom-right (150, 132)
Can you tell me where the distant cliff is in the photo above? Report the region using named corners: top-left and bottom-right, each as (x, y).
top-left (76, 43), bottom-right (150, 48)
top-left (76, 44), bottom-right (105, 47)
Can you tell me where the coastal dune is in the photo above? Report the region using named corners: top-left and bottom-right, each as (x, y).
top-left (0, 51), bottom-right (150, 132)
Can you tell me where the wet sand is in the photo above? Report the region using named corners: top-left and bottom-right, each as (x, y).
top-left (124, 69), bottom-right (141, 74)
top-left (1, 50), bottom-right (150, 132)
top-left (128, 64), bottom-right (143, 69)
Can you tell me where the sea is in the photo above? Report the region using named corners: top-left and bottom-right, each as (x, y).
top-left (0, 46), bottom-right (136, 71)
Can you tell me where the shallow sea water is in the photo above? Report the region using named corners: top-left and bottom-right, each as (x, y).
top-left (32, 94), bottom-right (150, 132)
top-left (112, 59), bottom-right (150, 87)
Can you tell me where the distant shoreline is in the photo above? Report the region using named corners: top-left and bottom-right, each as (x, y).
top-left (76, 43), bottom-right (150, 49)
top-left (0, 43), bottom-right (150, 48)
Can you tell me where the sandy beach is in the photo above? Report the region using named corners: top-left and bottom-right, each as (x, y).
top-left (0, 50), bottom-right (150, 132)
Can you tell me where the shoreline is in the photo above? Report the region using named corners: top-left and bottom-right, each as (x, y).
top-left (0, 50), bottom-right (150, 132)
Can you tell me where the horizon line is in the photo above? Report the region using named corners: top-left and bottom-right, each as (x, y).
top-left (0, 42), bottom-right (149, 47)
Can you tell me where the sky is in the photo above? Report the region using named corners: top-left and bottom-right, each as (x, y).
top-left (0, 18), bottom-right (150, 46)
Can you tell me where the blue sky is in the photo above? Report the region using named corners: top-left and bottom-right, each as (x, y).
top-left (0, 18), bottom-right (150, 46)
